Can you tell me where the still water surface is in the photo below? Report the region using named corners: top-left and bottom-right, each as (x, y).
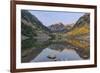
top-left (22, 40), bottom-right (89, 63)
top-left (29, 43), bottom-right (88, 62)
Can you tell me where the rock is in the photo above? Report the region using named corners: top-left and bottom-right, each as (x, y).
top-left (47, 54), bottom-right (56, 59)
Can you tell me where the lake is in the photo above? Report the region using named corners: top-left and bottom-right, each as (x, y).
top-left (21, 39), bottom-right (90, 63)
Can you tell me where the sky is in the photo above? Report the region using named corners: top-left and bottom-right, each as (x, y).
top-left (29, 10), bottom-right (85, 27)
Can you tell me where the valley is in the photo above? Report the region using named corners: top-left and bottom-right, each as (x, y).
top-left (21, 10), bottom-right (90, 62)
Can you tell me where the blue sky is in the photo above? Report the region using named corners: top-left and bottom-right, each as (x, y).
top-left (29, 10), bottom-right (85, 26)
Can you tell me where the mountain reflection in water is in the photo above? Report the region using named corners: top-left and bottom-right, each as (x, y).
top-left (31, 48), bottom-right (82, 62)
top-left (21, 41), bottom-right (90, 63)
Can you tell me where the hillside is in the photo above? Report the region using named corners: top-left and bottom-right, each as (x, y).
top-left (67, 13), bottom-right (90, 36)
top-left (66, 23), bottom-right (89, 36)
top-left (73, 13), bottom-right (90, 28)
top-left (21, 10), bottom-right (50, 32)
top-left (66, 13), bottom-right (90, 49)
top-left (21, 10), bottom-right (50, 37)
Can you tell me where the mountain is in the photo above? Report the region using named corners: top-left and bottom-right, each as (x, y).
top-left (48, 23), bottom-right (65, 32)
top-left (67, 13), bottom-right (90, 36)
top-left (21, 10), bottom-right (50, 31)
top-left (48, 22), bottom-right (73, 32)
top-left (21, 10), bottom-right (50, 37)
top-left (73, 13), bottom-right (90, 28)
